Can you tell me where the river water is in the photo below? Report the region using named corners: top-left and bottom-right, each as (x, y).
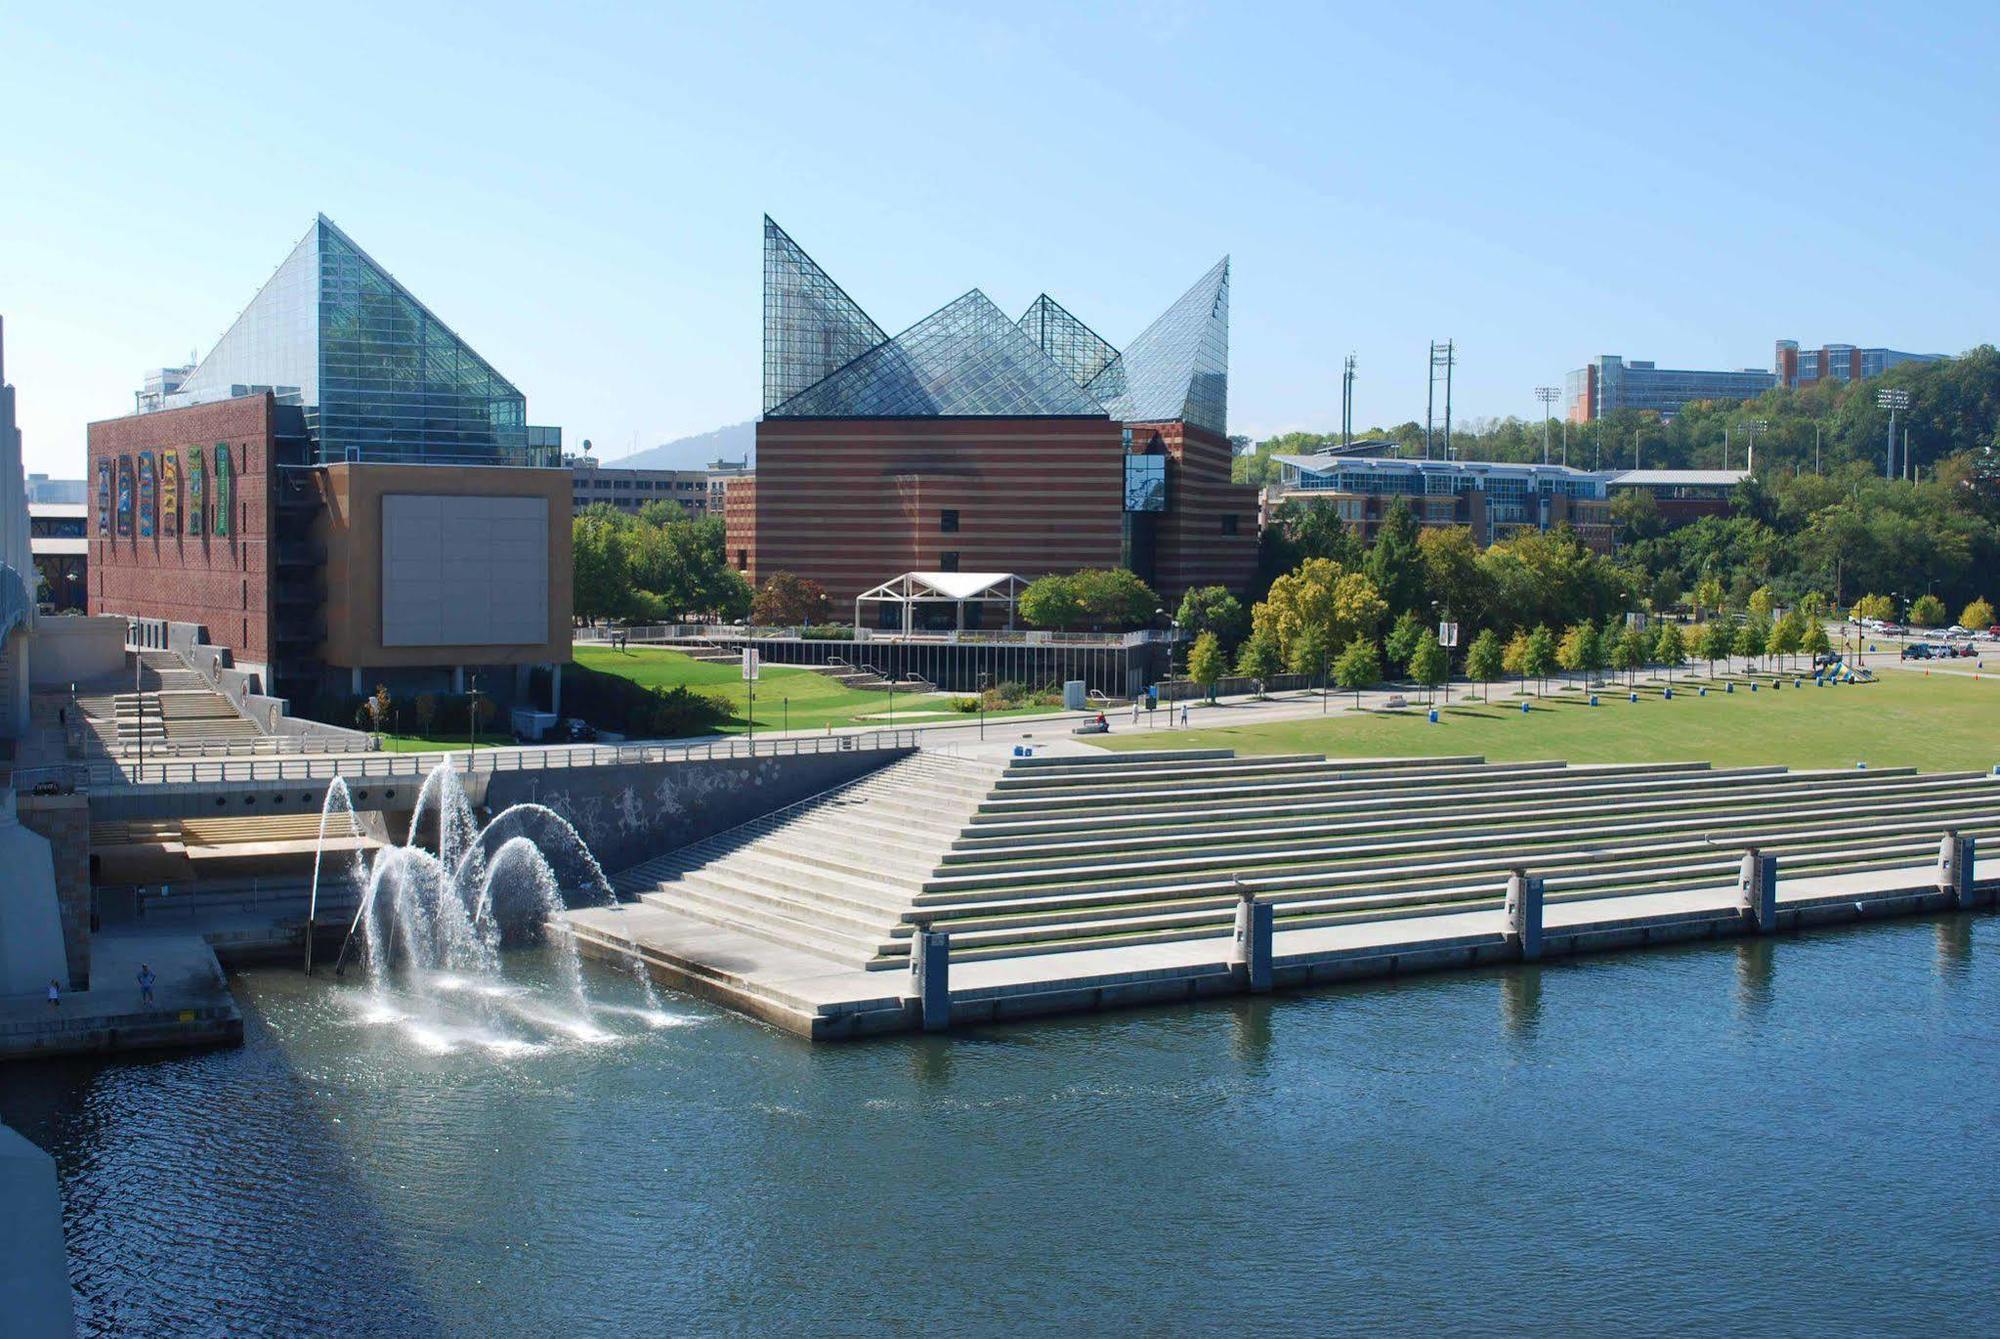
top-left (5, 915), bottom-right (1997, 1336)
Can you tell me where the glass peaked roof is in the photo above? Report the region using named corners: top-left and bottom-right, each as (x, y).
top-left (774, 290), bottom-right (1107, 417)
top-left (1090, 256), bottom-right (1229, 437)
top-left (760, 219), bottom-right (1227, 431)
top-left (762, 217), bottom-right (888, 414)
top-left (165, 215), bottom-right (536, 464)
top-left (1017, 294), bottom-right (1120, 390)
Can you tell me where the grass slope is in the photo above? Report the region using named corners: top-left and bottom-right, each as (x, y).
top-left (1103, 671), bottom-right (2000, 772)
top-left (575, 645), bottom-right (990, 734)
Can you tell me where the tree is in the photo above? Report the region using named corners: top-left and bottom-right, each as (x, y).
top-left (1366, 497), bottom-right (1427, 616)
top-left (1734, 618), bottom-right (1769, 669)
top-left (1557, 622), bottom-right (1594, 685)
top-left (750, 571), bottom-right (833, 626)
top-left (1802, 620), bottom-right (1832, 660)
top-left (1235, 628), bottom-right (1283, 692)
top-left (1850, 593), bottom-right (1895, 623)
top-left (1187, 631), bottom-right (1226, 702)
top-left (1770, 611), bottom-right (1805, 668)
top-left (1522, 625), bottom-right (1557, 696)
top-left (1749, 586), bottom-right (1777, 618)
top-left (1408, 630), bottom-right (1447, 704)
top-left (1909, 593), bottom-right (1948, 627)
top-left (1290, 620), bottom-right (1336, 691)
top-left (1694, 577), bottom-right (1726, 620)
top-left (1072, 568), bottom-right (1160, 630)
top-left (1018, 574), bottom-right (1084, 630)
top-left (1466, 628), bottom-right (1505, 702)
top-left (1502, 628), bottom-right (1531, 693)
top-left (1615, 624), bottom-right (1650, 686)
top-left (1254, 559), bottom-right (1387, 666)
top-left (1960, 597), bottom-right (1995, 630)
top-left (1384, 608), bottom-right (1425, 677)
top-left (1175, 586), bottom-right (1249, 654)
top-left (572, 512), bottom-right (633, 623)
top-left (413, 692), bottom-right (438, 737)
top-left (1700, 621), bottom-right (1735, 675)
top-left (1653, 622), bottom-right (1686, 683)
top-left (1333, 635), bottom-right (1380, 709)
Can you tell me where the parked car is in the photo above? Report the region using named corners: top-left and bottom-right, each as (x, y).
top-left (1989, 625), bottom-right (2000, 638)
top-left (563, 718), bottom-right (598, 742)
top-left (1880, 623), bottom-right (1906, 635)
top-left (1952, 643), bottom-right (1978, 658)
top-left (1947, 625), bottom-right (1973, 639)
top-left (1902, 643), bottom-right (1940, 660)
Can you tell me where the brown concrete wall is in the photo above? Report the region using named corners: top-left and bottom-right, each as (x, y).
top-left (318, 462), bottom-right (574, 669)
top-left (1135, 421), bottom-right (1259, 603)
top-left (86, 395), bottom-right (274, 666)
top-left (17, 793), bottom-right (91, 988)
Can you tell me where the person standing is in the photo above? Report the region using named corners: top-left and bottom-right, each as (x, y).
top-left (138, 964), bottom-right (157, 1006)
top-left (46, 979), bottom-right (61, 1010)
top-left (1180, 702), bottom-right (1189, 729)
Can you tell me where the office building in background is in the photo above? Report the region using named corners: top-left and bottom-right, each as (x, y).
top-left (1774, 340), bottom-right (1946, 390)
top-left (1565, 354), bottom-right (1775, 422)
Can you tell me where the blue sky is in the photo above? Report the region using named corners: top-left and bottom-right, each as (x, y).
top-left (4, 1), bottom-right (1996, 473)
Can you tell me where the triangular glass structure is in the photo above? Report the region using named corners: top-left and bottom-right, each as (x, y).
top-left (168, 216), bottom-right (532, 464)
top-left (1089, 257), bottom-right (1230, 435)
top-left (315, 218), bottom-right (526, 462)
top-left (174, 222), bottom-right (323, 406)
top-left (763, 217), bottom-right (888, 414)
top-left (773, 290), bottom-right (1108, 418)
top-left (1017, 294), bottom-right (1120, 390)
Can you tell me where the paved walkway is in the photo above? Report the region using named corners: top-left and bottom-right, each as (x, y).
top-left (0, 922), bottom-right (241, 1060)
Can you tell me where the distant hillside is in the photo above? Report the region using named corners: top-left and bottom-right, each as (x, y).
top-left (604, 421), bottom-right (755, 471)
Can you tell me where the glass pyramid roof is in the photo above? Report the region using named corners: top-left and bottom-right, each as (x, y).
top-left (774, 289), bottom-right (1107, 417)
top-left (167, 216), bottom-right (532, 464)
top-left (1017, 294), bottom-right (1120, 390)
top-left (1089, 257), bottom-right (1229, 436)
top-left (763, 217), bottom-right (888, 414)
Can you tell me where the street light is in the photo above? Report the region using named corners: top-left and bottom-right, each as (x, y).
top-left (1534, 387), bottom-right (1559, 464)
top-left (1877, 388), bottom-right (1910, 480)
top-left (1748, 418), bottom-right (1768, 475)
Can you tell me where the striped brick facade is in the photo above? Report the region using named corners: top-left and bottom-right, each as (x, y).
top-left (735, 418), bottom-right (1126, 604)
top-left (86, 394), bottom-right (275, 667)
top-left (1132, 420), bottom-right (1259, 600)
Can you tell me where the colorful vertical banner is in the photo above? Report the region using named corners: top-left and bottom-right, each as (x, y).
top-left (189, 449), bottom-right (207, 536)
top-left (213, 442), bottom-right (233, 537)
top-left (96, 461), bottom-right (111, 535)
top-left (161, 450), bottom-right (179, 537)
top-left (138, 451), bottom-right (155, 538)
top-left (116, 457), bottom-right (134, 537)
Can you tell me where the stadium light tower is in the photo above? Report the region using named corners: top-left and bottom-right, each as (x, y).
top-left (1534, 387), bottom-right (1559, 464)
top-left (1876, 387), bottom-right (1910, 480)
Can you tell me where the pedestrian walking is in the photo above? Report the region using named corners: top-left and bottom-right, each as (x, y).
top-left (1132, 700), bottom-right (1141, 727)
top-left (1179, 702), bottom-right (1189, 728)
top-left (138, 964), bottom-right (157, 1006)
top-left (46, 979), bottom-right (61, 1010)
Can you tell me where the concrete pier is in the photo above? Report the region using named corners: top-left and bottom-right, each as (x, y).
top-left (1505, 869), bottom-right (1544, 961)
top-left (0, 1121), bottom-right (73, 1338)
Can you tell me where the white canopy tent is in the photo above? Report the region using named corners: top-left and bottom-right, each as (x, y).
top-left (853, 571), bottom-right (1025, 636)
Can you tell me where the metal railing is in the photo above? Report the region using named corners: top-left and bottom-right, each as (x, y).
top-left (576, 622), bottom-right (1174, 649)
top-left (81, 729), bottom-right (921, 790)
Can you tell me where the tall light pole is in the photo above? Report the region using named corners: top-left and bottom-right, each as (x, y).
top-left (1747, 418), bottom-right (1768, 476)
top-left (1534, 387), bottom-right (1559, 464)
top-left (1341, 353), bottom-right (1356, 449)
top-left (1877, 387), bottom-right (1910, 481)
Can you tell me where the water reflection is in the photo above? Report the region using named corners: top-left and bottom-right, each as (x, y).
top-left (1735, 937), bottom-right (1776, 1018)
top-left (1501, 966), bottom-right (1543, 1039)
top-left (1228, 995), bottom-right (1274, 1067)
top-left (1935, 915), bottom-right (1974, 980)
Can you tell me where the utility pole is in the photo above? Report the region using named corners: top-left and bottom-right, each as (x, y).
top-left (1814, 423), bottom-right (1822, 476)
top-left (1534, 387), bottom-right (1559, 464)
top-left (1341, 353), bottom-right (1356, 448)
top-left (1877, 387), bottom-right (1909, 480)
top-left (1426, 341), bottom-right (1455, 461)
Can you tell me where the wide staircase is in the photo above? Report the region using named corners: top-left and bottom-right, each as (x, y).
top-left (612, 748), bottom-right (2000, 972)
top-left (612, 752), bottom-right (1000, 965)
top-left (75, 650), bottom-right (264, 753)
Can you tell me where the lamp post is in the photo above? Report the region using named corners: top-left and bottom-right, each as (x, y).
top-left (466, 673), bottom-right (482, 770)
top-left (1534, 387), bottom-right (1559, 464)
top-left (1748, 418), bottom-right (1768, 475)
top-left (977, 672), bottom-right (990, 741)
top-left (1877, 388), bottom-right (1910, 480)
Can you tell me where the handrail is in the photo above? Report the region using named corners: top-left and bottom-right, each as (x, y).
top-left (81, 729), bottom-right (921, 790)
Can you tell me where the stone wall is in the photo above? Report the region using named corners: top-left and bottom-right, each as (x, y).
top-left (483, 747), bottom-right (908, 882)
top-left (17, 790), bottom-right (91, 987)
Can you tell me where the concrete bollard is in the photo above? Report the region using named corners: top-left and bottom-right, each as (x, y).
top-left (1938, 831), bottom-right (1978, 908)
top-left (1233, 886), bottom-right (1274, 993)
top-left (1505, 868), bottom-right (1545, 961)
top-left (910, 922), bottom-right (951, 1033)
top-left (1739, 849), bottom-right (1778, 932)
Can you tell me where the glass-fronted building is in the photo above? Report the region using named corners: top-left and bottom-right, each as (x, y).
top-left (1773, 340), bottom-right (1946, 390)
top-left (147, 215), bottom-right (558, 467)
top-left (1270, 455), bottom-right (1617, 552)
top-left (740, 217), bottom-right (1256, 604)
top-left (1565, 354), bottom-right (1775, 422)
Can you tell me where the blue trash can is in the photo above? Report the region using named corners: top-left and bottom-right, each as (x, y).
top-left (1726, 683), bottom-right (1734, 694)
top-left (1427, 708), bottom-right (1439, 724)
top-left (1589, 695), bottom-right (1599, 707)
top-left (1664, 687), bottom-right (1673, 700)
top-left (1521, 700), bottom-right (1530, 714)
top-left (1629, 691), bottom-right (1639, 703)
top-left (1699, 687), bottom-right (1708, 697)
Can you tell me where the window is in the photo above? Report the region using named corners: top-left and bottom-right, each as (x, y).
top-left (938, 551), bottom-right (960, 572)
top-left (736, 548), bottom-right (748, 571)
top-left (940, 508), bottom-right (960, 533)
top-left (1220, 514), bottom-right (1238, 536)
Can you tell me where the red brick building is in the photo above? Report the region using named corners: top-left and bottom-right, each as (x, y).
top-left (733, 219), bottom-right (1257, 615)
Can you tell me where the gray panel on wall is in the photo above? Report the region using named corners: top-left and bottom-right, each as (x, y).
top-left (381, 494), bottom-right (548, 646)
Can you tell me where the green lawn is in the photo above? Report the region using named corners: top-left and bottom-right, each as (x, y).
top-left (1103, 671), bottom-right (2000, 772)
top-left (382, 732), bottom-right (515, 753)
top-left (574, 645), bottom-right (1049, 734)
